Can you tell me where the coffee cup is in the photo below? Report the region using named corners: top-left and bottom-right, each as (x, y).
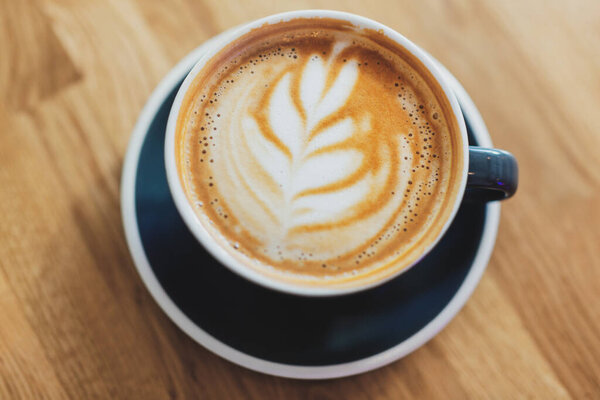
top-left (165, 10), bottom-right (517, 296)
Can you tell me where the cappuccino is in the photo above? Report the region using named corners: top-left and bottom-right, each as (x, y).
top-left (175, 18), bottom-right (464, 288)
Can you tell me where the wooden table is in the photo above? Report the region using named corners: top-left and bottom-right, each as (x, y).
top-left (1, 0), bottom-right (599, 398)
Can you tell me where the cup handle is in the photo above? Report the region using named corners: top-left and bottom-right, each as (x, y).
top-left (466, 146), bottom-right (518, 201)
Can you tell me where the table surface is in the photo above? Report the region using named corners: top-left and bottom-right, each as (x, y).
top-left (2, 0), bottom-right (600, 398)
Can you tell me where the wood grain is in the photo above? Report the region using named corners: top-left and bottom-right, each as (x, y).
top-left (1, 0), bottom-right (599, 398)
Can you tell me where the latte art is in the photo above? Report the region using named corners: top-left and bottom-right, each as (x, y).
top-left (176, 19), bottom-right (464, 287)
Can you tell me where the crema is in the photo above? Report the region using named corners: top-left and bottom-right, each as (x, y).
top-left (175, 18), bottom-right (463, 287)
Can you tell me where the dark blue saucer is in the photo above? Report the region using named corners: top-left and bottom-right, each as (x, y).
top-left (133, 78), bottom-right (487, 367)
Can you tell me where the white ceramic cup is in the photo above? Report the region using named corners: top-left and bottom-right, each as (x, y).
top-left (165, 10), bottom-right (515, 297)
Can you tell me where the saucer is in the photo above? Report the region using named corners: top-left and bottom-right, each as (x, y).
top-left (121, 40), bottom-right (500, 379)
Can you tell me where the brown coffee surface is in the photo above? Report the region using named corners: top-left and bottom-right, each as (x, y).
top-left (175, 18), bottom-right (464, 288)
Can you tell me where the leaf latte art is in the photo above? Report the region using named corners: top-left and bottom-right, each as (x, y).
top-left (177, 19), bottom-right (464, 287)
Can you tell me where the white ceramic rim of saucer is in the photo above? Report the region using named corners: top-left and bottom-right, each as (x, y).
top-left (121, 29), bottom-right (500, 380)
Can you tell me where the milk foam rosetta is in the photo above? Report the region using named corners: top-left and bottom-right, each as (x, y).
top-left (176, 18), bottom-right (464, 287)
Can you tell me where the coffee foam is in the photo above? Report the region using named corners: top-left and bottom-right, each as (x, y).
top-left (176, 18), bottom-right (463, 287)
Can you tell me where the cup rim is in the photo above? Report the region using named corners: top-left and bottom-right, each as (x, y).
top-left (165, 10), bottom-right (469, 297)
